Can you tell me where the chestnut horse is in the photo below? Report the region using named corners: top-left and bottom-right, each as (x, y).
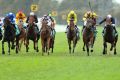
top-left (40, 18), bottom-right (51, 55)
top-left (82, 18), bottom-right (95, 56)
top-left (16, 19), bottom-right (27, 53)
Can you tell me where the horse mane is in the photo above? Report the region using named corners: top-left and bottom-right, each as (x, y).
top-left (105, 25), bottom-right (113, 37)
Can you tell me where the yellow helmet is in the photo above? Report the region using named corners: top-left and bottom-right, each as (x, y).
top-left (92, 12), bottom-right (97, 17)
top-left (70, 10), bottom-right (75, 14)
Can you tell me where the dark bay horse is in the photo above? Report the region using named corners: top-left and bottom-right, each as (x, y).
top-left (67, 19), bottom-right (78, 53)
top-left (40, 18), bottom-right (51, 55)
top-left (103, 20), bottom-right (118, 55)
top-left (2, 17), bottom-right (16, 55)
top-left (16, 19), bottom-right (27, 53)
top-left (82, 18), bottom-right (95, 56)
top-left (26, 16), bottom-right (39, 52)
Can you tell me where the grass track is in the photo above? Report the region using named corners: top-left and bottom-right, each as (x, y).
top-left (0, 27), bottom-right (120, 80)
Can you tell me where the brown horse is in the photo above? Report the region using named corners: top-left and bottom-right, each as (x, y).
top-left (26, 16), bottom-right (39, 52)
top-left (103, 19), bottom-right (118, 55)
top-left (67, 19), bottom-right (78, 53)
top-left (82, 18), bottom-right (95, 56)
top-left (40, 18), bottom-right (51, 55)
top-left (16, 19), bottom-right (27, 53)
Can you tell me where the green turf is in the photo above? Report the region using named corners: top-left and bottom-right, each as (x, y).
top-left (0, 27), bottom-right (120, 80)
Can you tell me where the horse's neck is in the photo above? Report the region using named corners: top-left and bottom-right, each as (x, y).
top-left (106, 26), bottom-right (113, 35)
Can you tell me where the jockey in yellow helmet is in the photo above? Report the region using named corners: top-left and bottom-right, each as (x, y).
top-left (67, 10), bottom-right (77, 25)
top-left (66, 10), bottom-right (79, 40)
top-left (82, 11), bottom-right (97, 31)
top-left (16, 11), bottom-right (26, 25)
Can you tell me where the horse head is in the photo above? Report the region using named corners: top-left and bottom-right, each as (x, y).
top-left (41, 18), bottom-right (49, 31)
top-left (69, 18), bottom-right (75, 31)
top-left (86, 18), bottom-right (94, 29)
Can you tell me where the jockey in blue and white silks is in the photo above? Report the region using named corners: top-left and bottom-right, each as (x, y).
top-left (5, 12), bottom-right (20, 36)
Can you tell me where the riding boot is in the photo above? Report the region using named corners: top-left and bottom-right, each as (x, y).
top-left (52, 29), bottom-right (56, 38)
top-left (113, 26), bottom-right (118, 36)
top-left (75, 25), bottom-right (80, 40)
top-left (82, 25), bottom-right (85, 32)
top-left (65, 25), bottom-right (69, 33)
top-left (102, 26), bottom-right (106, 36)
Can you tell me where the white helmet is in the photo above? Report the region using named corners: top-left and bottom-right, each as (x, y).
top-left (30, 12), bottom-right (35, 16)
top-left (107, 14), bottom-right (112, 19)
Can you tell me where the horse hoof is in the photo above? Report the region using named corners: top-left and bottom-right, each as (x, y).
top-left (114, 52), bottom-right (117, 55)
top-left (2, 51), bottom-right (5, 54)
top-left (103, 52), bottom-right (106, 55)
top-left (91, 50), bottom-right (93, 52)
top-left (83, 49), bottom-right (85, 51)
top-left (36, 49), bottom-right (39, 52)
top-left (110, 48), bottom-right (112, 51)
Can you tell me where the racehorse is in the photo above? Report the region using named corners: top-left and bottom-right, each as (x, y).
top-left (67, 19), bottom-right (78, 53)
top-left (82, 18), bottom-right (95, 56)
top-left (102, 19), bottom-right (118, 55)
top-left (26, 16), bottom-right (39, 52)
top-left (16, 19), bottom-right (27, 53)
top-left (40, 18), bottom-right (52, 55)
top-left (2, 17), bottom-right (16, 55)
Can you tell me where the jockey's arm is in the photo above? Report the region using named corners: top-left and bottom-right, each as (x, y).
top-left (99, 18), bottom-right (106, 25)
top-left (34, 15), bottom-right (38, 23)
top-left (111, 17), bottom-right (115, 25)
top-left (26, 16), bottom-right (29, 23)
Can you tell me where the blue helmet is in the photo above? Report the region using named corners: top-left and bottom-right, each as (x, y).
top-left (6, 12), bottom-right (15, 23)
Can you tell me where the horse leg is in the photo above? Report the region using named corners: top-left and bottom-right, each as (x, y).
top-left (68, 40), bottom-right (71, 54)
top-left (19, 38), bottom-right (23, 51)
top-left (47, 38), bottom-right (51, 55)
top-left (51, 40), bottom-right (54, 53)
top-left (103, 42), bottom-right (107, 55)
top-left (8, 41), bottom-right (10, 55)
top-left (2, 41), bottom-right (4, 54)
top-left (72, 39), bottom-right (77, 53)
top-left (35, 40), bottom-right (39, 52)
top-left (110, 44), bottom-right (113, 51)
top-left (26, 39), bottom-right (29, 52)
top-left (86, 43), bottom-right (89, 56)
top-left (41, 40), bottom-right (44, 56)
top-left (16, 36), bottom-right (19, 54)
top-left (90, 38), bottom-right (94, 52)
top-left (16, 40), bottom-right (19, 54)
top-left (11, 41), bottom-right (15, 49)
top-left (83, 43), bottom-right (85, 51)
top-left (114, 42), bottom-right (117, 55)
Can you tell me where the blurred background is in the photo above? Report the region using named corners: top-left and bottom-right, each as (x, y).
top-left (0, 0), bottom-right (120, 25)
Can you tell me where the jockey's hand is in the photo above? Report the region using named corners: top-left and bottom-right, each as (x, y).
top-left (95, 24), bottom-right (99, 26)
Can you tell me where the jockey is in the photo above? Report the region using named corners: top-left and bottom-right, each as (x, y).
top-left (82, 11), bottom-right (97, 31)
top-left (26, 12), bottom-right (39, 33)
top-left (83, 11), bottom-right (92, 30)
top-left (16, 10), bottom-right (26, 28)
top-left (5, 12), bottom-right (20, 36)
top-left (99, 14), bottom-right (118, 36)
top-left (41, 14), bottom-right (54, 37)
top-left (66, 10), bottom-right (79, 40)
top-left (26, 12), bottom-right (38, 23)
top-left (48, 13), bottom-right (56, 38)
